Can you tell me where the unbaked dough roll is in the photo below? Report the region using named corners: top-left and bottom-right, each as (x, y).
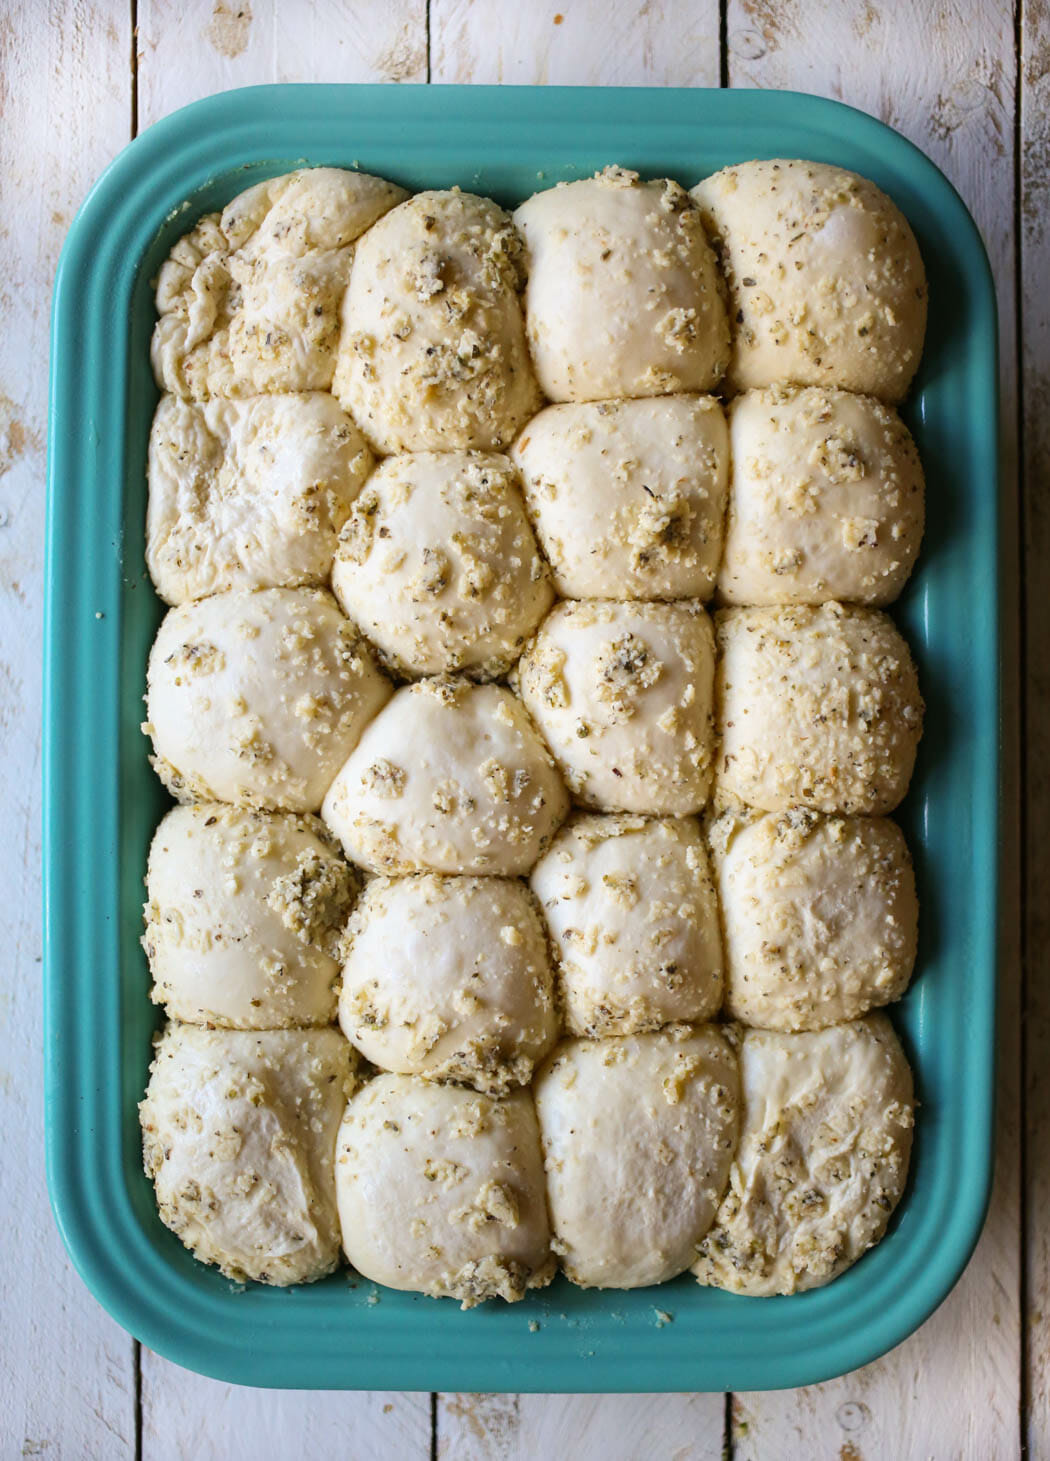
top-left (334, 190), bottom-right (541, 453)
top-left (336, 1075), bottom-right (554, 1306)
top-left (693, 1015), bottom-right (914, 1295)
top-left (710, 807), bottom-right (917, 1031)
top-left (339, 874), bottom-right (557, 1093)
top-left (321, 679), bottom-right (569, 875)
top-left (514, 166), bottom-right (729, 401)
top-left (145, 587), bottom-right (392, 812)
top-left (714, 603), bottom-right (923, 815)
top-left (692, 159), bottom-right (927, 401)
top-left (143, 804), bottom-right (357, 1028)
top-left (147, 392), bottom-right (374, 604)
top-left (152, 167), bottom-right (407, 398)
top-left (331, 451), bottom-right (552, 679)
top-left (511, 395), bottom-right (728, 601)
top-left (718, 386), bottom-right (924, 606)
top-left (516, 599), bottom-right (716, 814)
top-left (534, 1026), bottom-right (739, 1288)
top-left (140, 1024), bottom-right (356, 1285)
top-left (530, 814), bottom-right (723, 1036)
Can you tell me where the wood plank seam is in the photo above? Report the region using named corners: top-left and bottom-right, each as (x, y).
top-left (1015, 0), bottom-right (1026, 1447)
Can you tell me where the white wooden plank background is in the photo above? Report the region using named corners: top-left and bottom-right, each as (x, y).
top-left (1, 1), bottom-right (1036, 1456)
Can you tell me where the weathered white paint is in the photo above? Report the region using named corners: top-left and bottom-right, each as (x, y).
top-left (436, 1392), bottom-right (726, 1460)
top-left (1022, 3), bottom-right (1050, 1456)
top-left (727, 0), bottom-right (1022, 1451)
top-left (139, 1360), bottom-right (431, 1461)
top-left (429, 0), bottom-right (721, 86)
top-left (136, 0), bottom-right (427, 122)
top-left (0, 2), bottom-right (138, 1456)
top-left (3, 1), bottom-right (1036, 1456)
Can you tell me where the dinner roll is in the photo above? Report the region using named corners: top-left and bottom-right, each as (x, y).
top-left (334, 190), bottom-right (540, 453)
top-left (152, 167), bottom-right (407, 398)
top-left (718, 386), bottom-right (924, 606)
top-left (714, 603), bottom-right (923, 815)
top-left (339, 875), bottom-right (557, 1093)
top-left (143, 804), bottom-right (357, 1028)
top-left (534, 1026), bottom-right (738, 1288)
top-left (145, 587), bottom-right (392, 812)
top-left (321, 679), bottom-right (569, 874)
top-left (711, 807), bottom-right (917, 1031)
top-left (692, 159), bottom-right (927, 401)
top-left (336, 1075), bottom-right (553, 1306)
top-left (530, 815), bottom-right (723, 1036)
top-left (511, 395), bottom-right (728, 601)
top-left (514, 166), bottom-right (729, 401)
top-left (147, 392), bottom-right (374, 604)
top-left (140, 1024), bottom-right (356, 1285)
top-left (516, 599), bottom-right (715, 814)
top-left (331, 452), bottom-right (552, 679)
top-left (693, 1015), bottom-right (914, 1295)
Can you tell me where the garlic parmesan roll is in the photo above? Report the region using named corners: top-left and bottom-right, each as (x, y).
top-left (336, 1076), bottom-right (554, 1306)
top-left (693, 1016), bottom-right (914, 1295)
top-left (714, 603), bottom-right (923, 816)
top-left (710, 807), bottom-right (917, 1031)
top-left (147, 392), bottom-right (373, 604)
top-left (534, 1026), bottom-right (739, 1288)
top-left (339, 874), bottom-right (557, 1093)
top-left (140, 1024), bottom-right (357, 1285)
top-left (516, 599), bottom-right (716, 815)
top-left (692, 159), bottom-right (926, 401)
top-left (322, 679), bottom-right (569, 875)
top-left (143, 804), bottom-right (357, 1028)
top-left (145, 587), bottom-right (392, 812)
top-left (718, 386), bottom-right (924, 607)
top-left (152, 167), bottom-right (406, 398)
top-left (334, 190), bottom-right (541, 453)
top-left (514, 166), bottom-right (729, 401)
top-left (512, 395), bottom-right (728, 601)
top-left (531, 814), bottom-right (723, 1036)
top-left (331, 452), bottom-right (551, 679)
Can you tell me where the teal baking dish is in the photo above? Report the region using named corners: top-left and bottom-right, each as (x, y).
top-left (44, 84), bottom-right (999, 1393)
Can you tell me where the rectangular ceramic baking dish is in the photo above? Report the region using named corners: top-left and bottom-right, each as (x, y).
top-left (44, 84), bottom-right (999, 1393)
